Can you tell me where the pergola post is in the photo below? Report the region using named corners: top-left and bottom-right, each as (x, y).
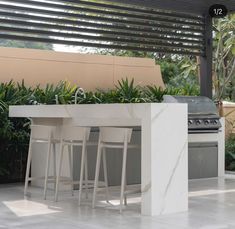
top-left (199, 15), bottom-right (213, 98)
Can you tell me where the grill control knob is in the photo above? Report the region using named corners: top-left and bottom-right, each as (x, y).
top-left (204, 120), bottom-right (210, 125)
top-left (196, 120), bottom-right (202, 125)
top-left (188, 120), bottom-right (193, 125)
top-left (213, 120), bottom-right (218, 124)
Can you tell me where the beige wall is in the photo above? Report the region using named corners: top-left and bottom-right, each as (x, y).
top-left (0, 47), bottom-right (165, 90)
top-left (222, 102), bottom-right (235, 137)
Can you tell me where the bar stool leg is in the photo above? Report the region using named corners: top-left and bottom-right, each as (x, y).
top-left (24, 137), bottom-right (33, 196)
top-left (52, 143), bottom-right (57, 191)
top-left (68, 145), bottom-right (74, 196)
top-left (92, 144), bottom-right (102, 208)
top-left (43, 139), bottom-right (52, 200)
top-left (78, 141), bottom-right (86, 206)
top-left (84, 149), bottom-right (89, 199)
top-left (120, 142), bottom-right (128, 213)
top-left (55, 144), bottom-right (64, 202)
top-left (102, 148), bottom-right (109, 203)
top-left (124, 175), bottom-right (127, 206)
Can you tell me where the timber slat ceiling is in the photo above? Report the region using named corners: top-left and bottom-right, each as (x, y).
top-left (0, 0), bottom-right (206, 55)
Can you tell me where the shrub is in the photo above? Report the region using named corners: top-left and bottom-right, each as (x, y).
top-left (225, 135), bottom-right (235, 171)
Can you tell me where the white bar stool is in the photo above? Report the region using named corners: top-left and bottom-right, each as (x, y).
top-left (24, 125), bottom-right (60, 199)
top-left (92, 127), bottom-right (139, 213)
top-left (54, 126), bottom-right (108, 204)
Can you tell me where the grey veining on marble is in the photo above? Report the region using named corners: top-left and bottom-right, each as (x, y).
top-left (1, 178), bottom-right (235, 229)
top-left (160, 141), bottom-right (188, 214)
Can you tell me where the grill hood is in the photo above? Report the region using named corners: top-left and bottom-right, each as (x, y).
top-left (163, 95), bottom-right (219, 115)
top-left (163, 95), bottom-right (221, 133)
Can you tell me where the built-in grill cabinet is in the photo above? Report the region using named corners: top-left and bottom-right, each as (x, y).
top-left (163, 95), bottom-right (221, 179)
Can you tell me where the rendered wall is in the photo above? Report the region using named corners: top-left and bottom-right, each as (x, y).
top-left (222, 102), bottom-right (235, 137)
top-left (0, 47), bottom-right (165, 90)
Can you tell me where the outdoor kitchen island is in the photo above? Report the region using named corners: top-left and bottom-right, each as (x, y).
top-left (9, 103), bottom-right (188, 216)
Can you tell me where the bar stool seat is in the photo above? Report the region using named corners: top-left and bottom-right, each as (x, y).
top-left (92, 127), bottom-right (140, 213)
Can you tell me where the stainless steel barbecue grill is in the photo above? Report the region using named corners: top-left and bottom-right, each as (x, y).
top-left (163, 95), bottom-right (221, 133)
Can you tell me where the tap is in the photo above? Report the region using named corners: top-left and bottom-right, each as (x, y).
top-left (55, 95), bottom-right (59, 104)
top-left (75, 87), bottom-right (85, 104)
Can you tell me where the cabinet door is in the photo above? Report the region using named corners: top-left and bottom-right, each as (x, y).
top-left (189, 143), bottom-right (218, 179)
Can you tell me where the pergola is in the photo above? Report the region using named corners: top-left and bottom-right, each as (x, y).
top-left (0, 0), bottom-right (235, 98)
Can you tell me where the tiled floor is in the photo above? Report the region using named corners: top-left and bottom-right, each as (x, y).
top-left (1, 178), bottom-right (235, 229)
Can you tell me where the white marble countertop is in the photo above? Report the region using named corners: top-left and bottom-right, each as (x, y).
top-left (9, 103), bottom-right (186, 126)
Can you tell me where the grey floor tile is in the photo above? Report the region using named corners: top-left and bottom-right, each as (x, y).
top-left (1, 178), bottom-right (235, 229)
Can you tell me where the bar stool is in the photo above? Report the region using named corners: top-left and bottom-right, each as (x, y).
top-left (24, 125), bottom-right (60, 199)
top-left (54, 126), bottom-right (109, 204)
top-left (92, 127), bottom-right (139, 213)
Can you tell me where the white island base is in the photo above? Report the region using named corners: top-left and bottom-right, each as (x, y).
top-left (9, 103), bottom-right (188, 216)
